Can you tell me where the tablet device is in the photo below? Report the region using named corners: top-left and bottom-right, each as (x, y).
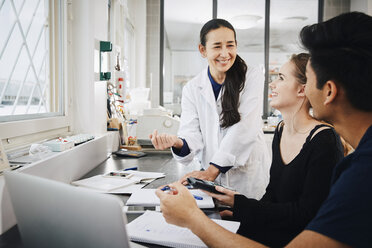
top-left (114, 150), bottom-right (146, 158)
top-left (187, 177), bottom-right (224, 194)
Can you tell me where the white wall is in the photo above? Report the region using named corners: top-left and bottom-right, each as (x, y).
top-left (133, 0), bottom-right (147, 88)
top-left (350, 0), bottom-right (368, 12)
top-left (171, 51), bottom-right (206, 77)
top-left (164, 47), bottom-right (172, 92)
top-left (70, 0), bottom-right (108, 135)
top-left (146, 0), bottom-right (161, 108)
top-left (350, 0), bottom-right (372, 14)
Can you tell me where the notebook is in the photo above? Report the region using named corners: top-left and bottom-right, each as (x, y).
top-left (126, 189), bottom-right (215, 209)
top-left (103, 170), bottom-right (165, 183)
top-left (71, 175), bottom-right (138, 192)
top-left (4, 171), bottom-right (146, 248)
top-left (72, 170), bottom-right (165, 192)
top-left (127, 211), bottom-right (240, 248)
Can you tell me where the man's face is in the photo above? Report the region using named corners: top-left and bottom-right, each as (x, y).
top-left (305, 61), bottom-right (327, 121)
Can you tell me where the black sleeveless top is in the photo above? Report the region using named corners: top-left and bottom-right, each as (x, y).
top-left (233, 124), bottom-right (344, 247)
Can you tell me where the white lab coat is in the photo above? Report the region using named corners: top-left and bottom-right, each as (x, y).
top-left (172, 66), bottom-right (271, 199)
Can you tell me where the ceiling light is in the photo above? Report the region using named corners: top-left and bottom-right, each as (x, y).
top-left (282, 16), bottom-right (308, 23)
top-left (230, 15), bottom-right (262, 29)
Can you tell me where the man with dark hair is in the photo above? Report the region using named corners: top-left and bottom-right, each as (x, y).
top-left (155, 12), bottom-right (372, 247)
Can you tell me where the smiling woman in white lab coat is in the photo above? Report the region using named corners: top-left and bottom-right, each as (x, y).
top-left (150, 19), bottom-right (270, 198)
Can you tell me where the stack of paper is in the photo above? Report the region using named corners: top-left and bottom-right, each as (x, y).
top-left (126, 189), bottom-right (215, 209)
top-left (71, 175), bottom-right (137, 192)
top-left (127, 211), bottom-right (240, 248)
top-left (71, 170), bottom-right (165, 193)
top-left (104, 170), bottom-right (165, 184)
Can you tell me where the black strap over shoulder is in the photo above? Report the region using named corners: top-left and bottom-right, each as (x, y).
top-left (275, 120), bottom-right (284, 134)
top-left (305, 124), bottom-right (331, 143)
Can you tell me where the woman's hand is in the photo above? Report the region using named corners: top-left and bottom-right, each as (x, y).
top-left (149, 129), bottom-right (183, 150)
top-left (204, 186), bottom-right (238, 207)
top-left (155, 182), bottom-right (204, 228)
top-left (219, 210), bottom-right (233, 218)
top-left (179, 165), bottom-right (220, 185)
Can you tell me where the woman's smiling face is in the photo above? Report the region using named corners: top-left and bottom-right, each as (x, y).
top-left (269, 61), bottom-right (305, 111)
top-left (199, 27), bottom-right (237, 76)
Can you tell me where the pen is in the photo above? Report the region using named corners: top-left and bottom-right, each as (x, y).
top-left (161, 185), bottom-right (171, 191)
top-left (109, 172), bottom-right (127, 177)
top-left (161, 186), bottom-right (202, 200)
top-left (193, 194), bottom-right (203, 200)
top-left (124, 167), bottom-right (138, 171)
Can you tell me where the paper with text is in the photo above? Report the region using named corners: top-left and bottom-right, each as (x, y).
top-left (126, 189), bottom-right (215, 209)
top-left (127, 211), bottom-right (240, 248)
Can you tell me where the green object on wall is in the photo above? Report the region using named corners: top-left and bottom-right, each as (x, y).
top-left (100, 41), bottom-right (112, 80)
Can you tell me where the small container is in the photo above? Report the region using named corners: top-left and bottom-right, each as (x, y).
top-left (43, 139), bottom-right (74, 152)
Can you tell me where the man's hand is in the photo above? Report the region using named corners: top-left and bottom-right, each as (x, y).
top-left (179, 164), bottom-right (220, 185)
top-left (155, 182), bottom-right (204, 229)
top-left (149, 129), bottom-right (183, 150)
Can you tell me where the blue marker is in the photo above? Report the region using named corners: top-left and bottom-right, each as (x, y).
top-left (193, 194), bottom-right (203, 200)
top-left (161, 185), bottom-right (171, 191)
top-left (124, 167), bottom-right (138, 171)
top-left (161, 186), bottom-right (202, 200)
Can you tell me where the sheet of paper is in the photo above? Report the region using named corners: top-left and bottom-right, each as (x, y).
top-left (71, 183), bottom-right (146, 194)
top-left (71, 175), bottom-right (137, 192)
top-left (103, 170), bottom-right (165, 183)
top-left (124, 171), bottom-right (165, 179)
top-left (126, 189), bottom-right (215, 209)
top-left (0, 140), bottom-right (10, 172)
top-left (127, 211), bottom-right (240, 248)
top-left (109, 184), bottom-right (146, 194)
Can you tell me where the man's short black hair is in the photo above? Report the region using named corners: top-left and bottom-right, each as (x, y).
top-left (300, 12), bottom-right (372, 111)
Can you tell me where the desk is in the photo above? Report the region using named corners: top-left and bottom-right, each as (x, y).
top-left (0, 151), bottom-right (220, 247)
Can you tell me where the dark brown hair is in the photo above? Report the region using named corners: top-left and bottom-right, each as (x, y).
top-left (200, 19), bottom-right (247, 128)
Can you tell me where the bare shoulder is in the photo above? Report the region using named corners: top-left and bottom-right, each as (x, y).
top-left (286, 230), bottom-right (351, 248)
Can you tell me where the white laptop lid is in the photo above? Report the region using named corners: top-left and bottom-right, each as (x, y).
top-left (4, 171), bottom-right (132, 248)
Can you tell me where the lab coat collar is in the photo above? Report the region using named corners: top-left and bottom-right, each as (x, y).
top-left (199, 67), bottom-right (219, 111)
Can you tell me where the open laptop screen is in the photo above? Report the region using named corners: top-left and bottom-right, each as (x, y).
top-left (4, 171), bottom-right (131, 248)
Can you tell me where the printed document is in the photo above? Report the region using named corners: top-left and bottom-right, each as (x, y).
top-left (126, 189), bottom-right (215, 209)
top-left (127, 211), bottom-right (240, 248)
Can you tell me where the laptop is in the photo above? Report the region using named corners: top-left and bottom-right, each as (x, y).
top-left (4, 171), bottom-right (145, 248)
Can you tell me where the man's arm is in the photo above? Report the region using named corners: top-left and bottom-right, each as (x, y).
top-left (155, 182), bottom-right (351, 248)
top-left (287, 230), bottom-right (351, 248)
top-left (156, 182), bottom-right (266, 248)
top-left (188, 211), bottom-right (267, 248)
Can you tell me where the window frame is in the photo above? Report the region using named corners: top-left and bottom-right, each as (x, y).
top-left (0, 0), bottom-right (71, 148)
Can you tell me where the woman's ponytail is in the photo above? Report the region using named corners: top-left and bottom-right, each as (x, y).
top-left (220, 55), bottom-right (247, 128)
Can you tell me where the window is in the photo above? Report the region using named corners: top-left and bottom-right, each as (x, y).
top-left (218, 0), bottom-right (266, 117)
top-left (267, 0), bottom-right (318, 116)
top-left (0, 0), bottom-right (69, 147)
top-left (163, 0), bottom-right (212, 115)
top-left (161, 0), bottom-right (322, 118)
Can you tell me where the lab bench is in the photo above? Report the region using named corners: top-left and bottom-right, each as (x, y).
top-left (0, 151), bottom-right (221, 248)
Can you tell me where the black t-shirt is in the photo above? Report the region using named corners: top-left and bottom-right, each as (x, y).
top-left (233, 124), bottom-right (344, 247)
top-left (306, 125), bottom-right (372, 247)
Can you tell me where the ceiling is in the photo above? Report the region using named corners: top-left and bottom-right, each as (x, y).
top-left (164, 0), bottom-right (319, 53)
